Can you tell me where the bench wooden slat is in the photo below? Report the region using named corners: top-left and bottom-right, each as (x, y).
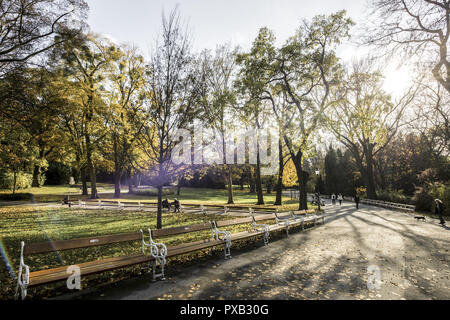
top-left (151, 223), bottom-right (211, 238)
top-left (167, 239), bottom-right (224, 257)
top-left (28, 239), bottom-right (225, 287)
top-left (29, 254), bottom-right (152, 287)
top-left (24, 232), bottom-right (142, 255)
top-left (24, 222), bottom-right (221, 255)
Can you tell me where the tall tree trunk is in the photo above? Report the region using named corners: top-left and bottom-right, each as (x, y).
top-left (226, 166), bottom-right (234, 204)
top-left (85, 134), bottom-right (98, 199)
top-left (255, 149), bottom-right (264, 205)
top-left (12, 170), bottom-right (17, 195)
top-left (80, 166), bottom-right (88, 196)
top-left (128, 168), bottom-right (133, 194)
top-left (84, 85), bottom-right (98, 199)
top-left (291, 150), bottom-right (308, 210)
top-left (222, 129), bottom-right (234, 204)
top-left (114, 167), bottom-right (122, 198)
top-left (249, 168), bottom-right (256, 193)
top-left (274, 136), bottom-right (284, 206)
top-left (177, 176), bottom-right (182, 196)
top-left (32, 147), bottom-right (46, 188)
top-left (364, 146), bottom-right (377, 199)
top-left (157, 185), bottom-right (163, 229)
top-left (113, 133), bottom-right (121, 198)
top-left (32, 165), bottom-right (41, 188)
top-left (301, 170), bottom-right (309, 210)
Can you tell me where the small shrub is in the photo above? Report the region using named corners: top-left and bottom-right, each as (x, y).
top-left (133, 188), bottom-right (176, 197)
top-left (376, 189), bottom-right (413, 204)
top-left (0, 171), bottom-right (33, 190)
top-left (0, 193), bottom-right (33, 201)
top-left (413, 187), bottom-right (434, 212)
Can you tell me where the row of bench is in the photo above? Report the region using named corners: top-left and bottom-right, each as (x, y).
top-left (360, 198), bottom-right (415, 212)
top-left (66, 199), bottom-right (278, 215)
top-left (15, 208), bottom-right (324, 299)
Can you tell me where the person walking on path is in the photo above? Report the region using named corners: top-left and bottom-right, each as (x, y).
top-left (331, 193), bottom-right (336, 205)
top-left (435, 199), bottom-right (446, 225)
top-left (355, 195), bottom-right (360, 209)
top-left (338, 193), bottom-right (343, 206)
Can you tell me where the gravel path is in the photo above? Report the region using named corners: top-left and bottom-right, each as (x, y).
top-left (61, 200), bottom-right (450, 300)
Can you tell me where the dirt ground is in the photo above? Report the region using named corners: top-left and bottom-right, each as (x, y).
top-left (57, 200), bottom-right (450, 300)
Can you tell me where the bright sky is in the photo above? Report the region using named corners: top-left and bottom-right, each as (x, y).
top-left (87, 0), bottom-right (412, 97)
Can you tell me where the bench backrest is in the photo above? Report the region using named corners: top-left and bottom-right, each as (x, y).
top-left (80, 200), bottom-right (278, 212)
top-left (22, 214), bottom-right (280, 255)
top-left (23, 232), bottom-right (142, 255)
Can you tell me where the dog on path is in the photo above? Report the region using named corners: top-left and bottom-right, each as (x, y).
top-left (414, 216), bottom-right (426, 222)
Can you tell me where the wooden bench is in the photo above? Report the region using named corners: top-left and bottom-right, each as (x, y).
top-left (15, 209), bottom-right (324, 300)
top-left (360, 199), bottom-right (415, 212)
top-left (76, 200), bottom-right (153, 211)
top-left (66, 201), bottom-right (279, 215)
top-left (15, 220), bottom-right (231, 300)
top-left (274, 209), bottom-right (320, 236)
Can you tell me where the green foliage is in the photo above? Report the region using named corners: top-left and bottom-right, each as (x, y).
top-left (45, 162), bottom-right (72, 185)
top-left (412, 168), bottom-right (449, 213)
top-left (0, 171), bottom-right (32, 190)
top-left (376, 189), bottom-right (413, 205)
top-left (413, 187), bottom-right (435, 212)
top-left (133, 189), bottom-right (176, 197)
top-left (0, 193), bottom-right (32, 201)
top-left (355, 187), bottom-right (367, 197)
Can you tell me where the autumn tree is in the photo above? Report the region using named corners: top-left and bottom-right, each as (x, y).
top-left (0, 118), bottom-right (34, 193)
top-left (236, 28), bottom-right (281, 206)
top-left (412, 73), bottom-right (450, 156)
top-left (0, 67), bottom-right (67, 187)
top-left (237, 12), bottom-right (353, 209)
top-left (102, 45), bottom-right (146, 198)
top-left (327, 60), bottom-right (417, 198)
top-left (197, 44), bottom-right (239, 204)
top-left (58, 34), bottom-right (112, 199)
top-left (139, 8), bottom-right (200, 229)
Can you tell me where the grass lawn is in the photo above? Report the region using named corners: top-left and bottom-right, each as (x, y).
top-left (0, 185), bottom-right (307, 211)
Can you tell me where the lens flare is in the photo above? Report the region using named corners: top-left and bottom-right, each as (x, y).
top-left (0, 239), bottom-right (16, 280)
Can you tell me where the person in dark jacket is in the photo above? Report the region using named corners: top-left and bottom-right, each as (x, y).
top-left (172, 198), bottom-right (181, 213)
top-left (162, 198), bottom-right (171, 211)
top-left (355, 195), bottom-right (360, 209)
top-left (435, 199), bottom-right (446, 225)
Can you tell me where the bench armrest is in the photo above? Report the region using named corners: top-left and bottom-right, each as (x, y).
top-left (140, 229), bottom-right (167, 258)
top-left (210, 221), bottom-right (232, 241)
top-left (15, 241), bottom-right (30, 300)
top-left (251, 215), bottom-right (268, 231)
top-left (210, 221), bottom-right (232, 259)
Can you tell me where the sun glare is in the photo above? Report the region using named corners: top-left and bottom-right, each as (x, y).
top-left (382, 65), bottom-right (413, 98)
